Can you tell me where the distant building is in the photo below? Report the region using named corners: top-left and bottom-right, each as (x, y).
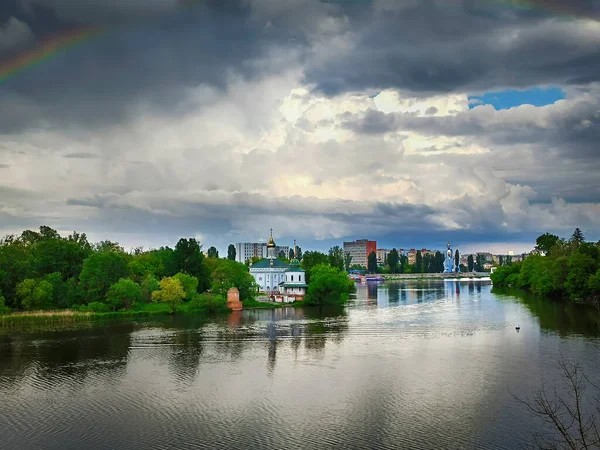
top-left (407, 248), bottom-right (434, 265)
top-left (235, 242), bottom-right (289, 263)
top-left (407, 249), bottom-right (417, 265)
top-left (376, 249), bottom-right (391, 266)
top-left (343, 239), bottom-right (377, 267)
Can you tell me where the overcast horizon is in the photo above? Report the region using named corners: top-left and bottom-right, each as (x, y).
top-left (1, 0), bottom-right (599, 256)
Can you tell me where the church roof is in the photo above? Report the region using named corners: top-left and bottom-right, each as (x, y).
top-left (285, 266), bottom-right (305, 273)
top-left (279, 282), bottom-right (308, 288)
top-left (250, 258), bottom-right (290, 269)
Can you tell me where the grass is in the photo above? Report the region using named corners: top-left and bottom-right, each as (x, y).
top-left (0, 296), bottom-right (306, 330)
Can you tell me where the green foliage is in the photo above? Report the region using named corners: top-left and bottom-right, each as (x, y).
top-left (304, 264), bottom-right (355, 306)
top-left (367, 251), bottom-right (378, 273)
top-left (188, 293), bottom-right (227, 314)
top-left (16, 278), bottom-right (54, 310)
top-left (76, 301), bottom-right (111, 313)
top-left (301, 251), bottom-right (329, 283)
top-left (227, 244), bottom-right (236, 261)
top-left (105, 278), bottom-right (143, 311)
top-left (564, 252), bottom-right (597, 301)
top-left (140, 274), bottom-right (160, 302)
top-left (454, 249), bottom-right (460, 272)
top-left (535, 233), bottom-right (560, 254)
top-left (493, 229), bottom-right (600, 304)
top-left (173, 272), bottom-right (199, 299)
top-left (415, 251), bottom-right (423, 273)
top-left (0, 290), bottom-right (10, 314)
top-left (570, 228), bottom-right (585, 246)
top-left (467, 254), bottom-right (474, 272)
top-left (328, 245), bottom-right (345, 271)
top-left (152, 277), bottom-right (185, 313)
top-left (387, 249), bottom-right (399, 274)
top-left (210, 259), bottom-right (257, 301)
top-left (79, 251), bottom-right (129, 303)
top-left (207, 246), bottom-right (219, 258)
top-left (174, 238), bottom-right (210, 292)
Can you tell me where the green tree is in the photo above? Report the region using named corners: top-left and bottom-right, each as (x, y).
top-left (94, 240), bottom-right (125, 253)
top-left (301, 251), bottom-right (329, 283)
top-left (105, 278), bottom-right (142, 311)
top-left (535, 233), bottom-right (560, 254)
top-left (210, 259), bottom-right (257, 301)
top-left (32, 238), bottom-right (91, 281)
top-left (564, 252), bottom-right (597, 301)
top-left (174, 238), bottom-right (210, 292)
top-left (16, 278), bottom-right (54, 310)
top-left (173, 272), bottom-right (199, 299)
top-left (0, 289), bottom-right (9, 314)
top-left (207, 246), bottom-right (219, 258)
top-left (467, 254), bottom-right (474, 272)
top-left (570, 228), bottom-right (585, 247)
top-left (127, 251), bottom-right (164, 283)
top-left (152, 277), bottom-right (186, 313)
top-left (304, 264), bottom-right (355, 306)
top-left (288, 248), bottom-right (295, 260)
top-left (499, 255), bottom-right (504, 266)
top-left (296, 247), bottom-right (303, 260)
top-left (367, 251), bottom-right (378, 273)
top-left (278, 249), bottom-right (287, 260)
top-left (415, 250), bottom-right (423, 273)
top-left (140, 274), bottom-right (160, 302)
top-left (227, 244), bottom-right (236, 261)
top-left (399, 254), bottom-right (407, 273)
top-left (434, 251), bottom-right (444, 273)
top-left (454, 249), bottom-right (460, 272)
top-left (387, 249), bottom-right (399, 274)
top-left (328, 246), bottom-right (345, 271)
top-left (343, 252), bottom-right (353, 272)
top-left (79, 251), bottom-right (129, 303)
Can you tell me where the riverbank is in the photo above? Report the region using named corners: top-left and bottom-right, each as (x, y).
top-left (382, 272), bottom-right (490, 280)
top-left (0, 299), bottom-right (303, 328)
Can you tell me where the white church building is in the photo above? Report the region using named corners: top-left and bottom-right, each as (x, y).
top-left (249, 231), bottom-right (308, 303)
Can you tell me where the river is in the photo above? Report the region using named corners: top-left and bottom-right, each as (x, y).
top-left (1, 280), bottom-right (600, 449)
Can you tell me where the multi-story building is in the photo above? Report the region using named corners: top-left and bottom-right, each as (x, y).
top-left (407, 248), bottom-right (434, 265)
top-left (235, 242), bottom-right (291, 263)
top-left (376, 249), bottom-right (391, 266)
top-left (343, 239), bottom-right (377, 268)
top-left (235, 242), bottom-right (264, 263)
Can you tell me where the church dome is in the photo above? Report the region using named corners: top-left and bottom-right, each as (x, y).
top-left (266, 229), bottom-right (276, 247)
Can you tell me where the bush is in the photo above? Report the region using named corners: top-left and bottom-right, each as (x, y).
top-left (304, 264), bottom-right (355, 306)
top-left (105, 278), bottom-right (143, 311)
top-left (75, 302), bottom-right (111, 313)
top-left (187, 293), bottom-right (227, 313)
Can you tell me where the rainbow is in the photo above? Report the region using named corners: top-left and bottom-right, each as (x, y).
top-left (0, 26), bottom-right (102, 85)
top-left (0, 0), bottom-right (595, 85)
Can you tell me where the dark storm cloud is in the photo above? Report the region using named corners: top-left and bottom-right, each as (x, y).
top-left (305, 0), bottom-right (600, 96)
top-left (0, 0), bottom-right (326, 132)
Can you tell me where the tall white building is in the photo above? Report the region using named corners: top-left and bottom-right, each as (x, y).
top-left (235, 242), bottom-right (290, 263)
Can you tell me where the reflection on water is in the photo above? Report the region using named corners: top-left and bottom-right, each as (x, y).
top-left (1, 281), bottom-right (599, 450)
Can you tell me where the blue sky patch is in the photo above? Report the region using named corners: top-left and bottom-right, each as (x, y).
top-left (468, 86), bottom-right (565, 110)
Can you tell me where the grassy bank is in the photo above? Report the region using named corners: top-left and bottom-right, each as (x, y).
top-left (0, 298), bottom-right (305, 329)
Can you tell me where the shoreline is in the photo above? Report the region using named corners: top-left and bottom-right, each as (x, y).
top-left (381, 273), bottom-right (490, 280)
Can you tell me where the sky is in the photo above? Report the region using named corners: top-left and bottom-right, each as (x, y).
top-left (0, 0), bottom-right (599, 256)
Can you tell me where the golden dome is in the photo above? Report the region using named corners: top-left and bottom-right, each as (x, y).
top-left (267, 229), bottom-right (276, 247)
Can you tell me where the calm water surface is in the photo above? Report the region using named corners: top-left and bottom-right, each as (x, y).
top-left (2, 280), bottom-right (600, 449)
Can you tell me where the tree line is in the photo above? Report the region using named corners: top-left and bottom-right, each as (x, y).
top-left (491, 228), bottom-right (600, 304)
top-left (0, 226), bottom-right (255, 314)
